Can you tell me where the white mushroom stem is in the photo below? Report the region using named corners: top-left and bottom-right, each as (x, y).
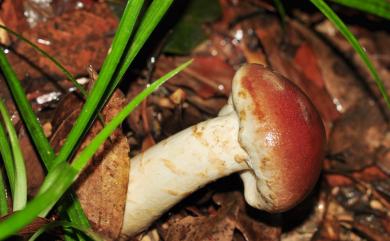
top-left (120, 111), bottom-right (249, 237)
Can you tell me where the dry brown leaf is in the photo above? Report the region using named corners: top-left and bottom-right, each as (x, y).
top-left (289, 20), bottom-right (366, 114)
top-left (282, 191), bottom-right (327, 241)
top-left (315, 20), bottom-right (390, 112)
top-left (328, 101), bottom-right (387, 171)
top-left (164, 192), bottom-right (241, 241)
top-left (214, 192), bottom-right (281, 241)
top-left (50, 90), bottom-right (130, 240)
top-left (0, 0), bottom-right (28, 34)
top-left (7, 2), bottom-right (117, 81)
top-left (160, 191), bottom-right (281, 241)
top-left (165, 215), bottom-right (236, 241)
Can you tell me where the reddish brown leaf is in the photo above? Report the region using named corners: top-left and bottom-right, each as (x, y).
top-left (7, 2), bottom-right (117, 81)
top-left (163, 192), bottom-right (241, 241)
top-left (294, 43), bottom-right (326, 88)
top-left (50, 90), bottom-right (130, 240)
top-left (213, 192), bottom-right (281, 241)
top-left (328, 101), bottom-right (387, 171)
top-left (0, 0), bottom-right (29, 33)
top-left (290, 20), bottom-right (367, 114)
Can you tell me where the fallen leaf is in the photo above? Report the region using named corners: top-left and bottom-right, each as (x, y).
top-left (213, 192), bottom-right (281, 241)
top-left (50, 90), bottom-right (130, 240)
top-left (164, 192), bottom-right (241, 241)
top-left (328, 101), bottom-right (387, 171)
top-left (0, 0), bottom-right (28, 34)
top-left (7, 2), bottom-right (117, 81)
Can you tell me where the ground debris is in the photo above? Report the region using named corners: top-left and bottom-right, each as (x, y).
top-left (50, 89), bottom-right (130, 240)
top-left (2, 0), bottom-right (390, 240)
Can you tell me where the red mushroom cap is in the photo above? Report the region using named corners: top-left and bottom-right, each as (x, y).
top-left (232, 64), bottom-right (325, 212)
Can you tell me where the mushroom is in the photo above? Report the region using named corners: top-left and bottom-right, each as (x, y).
top-left (120, 64), bottom-right (325, 238)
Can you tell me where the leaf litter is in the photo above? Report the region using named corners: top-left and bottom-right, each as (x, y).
top-left (0, 0), bottom-right (389, 240)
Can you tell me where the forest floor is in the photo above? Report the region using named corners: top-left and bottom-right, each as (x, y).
top-left (0, 0), bottom-right (389, 240)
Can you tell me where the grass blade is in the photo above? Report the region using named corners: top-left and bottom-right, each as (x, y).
top-left (50, 0), bottom-right (145, 232)
top-left (0, 47), bottom-right (90, 234)
top-left (0, 51), bottom-right (55, 168)
top-left (60, 190), bottom-right (91, 227)
top-left (28, 220), bottom-right (103, 241)
top-left (72, 60), bottom-right (192, 172)
top-left (0, 170), bottom-right (8, 216)
top-left (0, 60), bottom-right (191, 239)
top-left (0, 25), bottom-right (105, 127)
top-left (109, 0), bottom-right (174, 96)
top-left (311, 0), bottom-right (390, 109)
top-left (272, 0), bottom-right (287, 29)
top-left (97, 0), bottom-right (174, 146)
top-left (53, 0), bottom-right (144, 167)
top-left (0, 100), bottom-right (27, 211)
top-left (0, 115), bottom-right (15, 194)
top-left (0, 162), bottom-right (78, 240)
top-left (329, 0), bottom-right (390, 20)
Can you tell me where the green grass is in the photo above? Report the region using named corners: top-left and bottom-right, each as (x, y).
top-left (0, 170), bottom-right (8, 216)
top-left (329, 0), bottom-right (390, 20)
top-left (270, 0), bottom-right (390, 109)
top-left (0, 111), bottom-right (14, 195)
top-left (0, 0), bottom-right (186, 239)
top-left (0, 100), bottom-right (27, 211)
top-left (0, 60), bottom-right (191, 239)
top-left (273, 0), bottom-right (287, 29)
top-left (51, 0), bottom-right (146, 168)
top-left (0, 45), bottom-right (91, 241)
top-left (28, 220), bottom-right (105, 241)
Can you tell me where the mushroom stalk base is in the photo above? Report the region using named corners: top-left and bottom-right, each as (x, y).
top-left (120, 112), bottom-right (249, 238)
